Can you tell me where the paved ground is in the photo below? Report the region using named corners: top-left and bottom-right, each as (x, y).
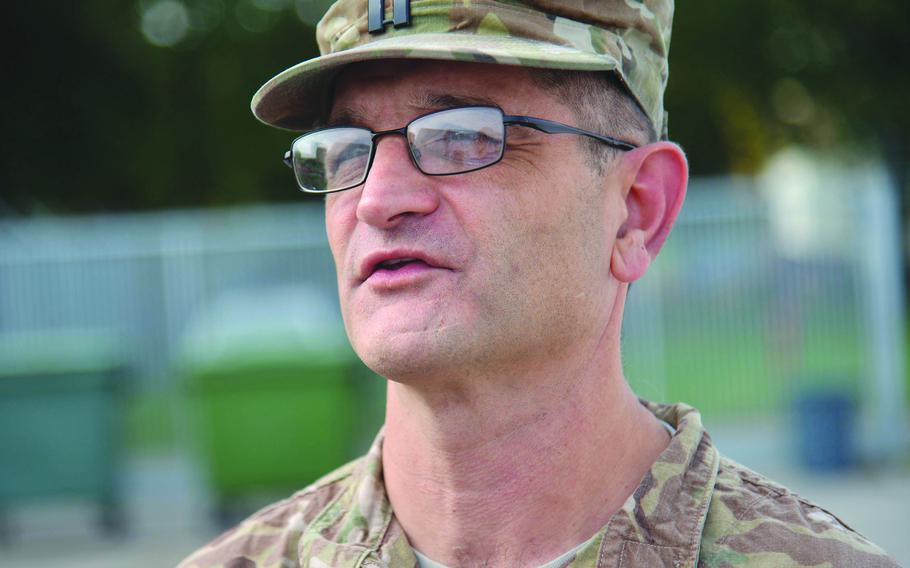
top-left (0, 453), bottom-right (214, 568)
top-left (1, 443), bottom-right (908, 567)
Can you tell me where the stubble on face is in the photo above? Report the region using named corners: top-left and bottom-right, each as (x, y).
top-left (324, 61), bottom-right (624, 387)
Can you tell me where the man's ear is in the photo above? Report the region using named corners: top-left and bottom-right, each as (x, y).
top-left (611, 142), bottom-right (688, 283)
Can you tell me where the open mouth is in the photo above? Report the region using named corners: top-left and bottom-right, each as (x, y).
top-left (360, 251), bottom-right (446, 283)
top-left (375, 258), bottom-right (426, 272)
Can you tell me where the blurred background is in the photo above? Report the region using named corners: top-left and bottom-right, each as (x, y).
top-left (1, 0), bottom-right (908, 565)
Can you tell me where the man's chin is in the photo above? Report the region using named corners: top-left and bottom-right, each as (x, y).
top-left (357, 348), bottom-right (435, 383)
top-left (352, 328), bottom-right (470, 384)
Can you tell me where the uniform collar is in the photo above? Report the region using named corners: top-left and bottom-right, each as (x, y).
top-left (298, 400), bottom-right (720, 567)
top-left (587, 400), bottom-right (722, 567)
top-left (297, 430), bottom-right (416, 566)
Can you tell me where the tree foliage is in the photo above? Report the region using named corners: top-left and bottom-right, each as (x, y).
top-left (2, 0), bottom-right (907, 214)
top-left (669, 0), bottom-right (909, 181)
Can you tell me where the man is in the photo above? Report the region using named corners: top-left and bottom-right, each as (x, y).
top-left (181, 1), bottom-right (900, 566)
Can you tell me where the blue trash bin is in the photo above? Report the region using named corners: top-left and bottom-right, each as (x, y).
top-left (792, 387), bottom-right (856, 471)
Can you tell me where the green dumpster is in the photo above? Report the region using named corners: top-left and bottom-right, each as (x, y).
top-left (182, 320), bottom-right (371, 519)
top-left (0, 331), bottom-right (127, 533)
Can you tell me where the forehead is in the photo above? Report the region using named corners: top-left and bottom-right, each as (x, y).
top-left (328, 60), bottom-right (558, 123)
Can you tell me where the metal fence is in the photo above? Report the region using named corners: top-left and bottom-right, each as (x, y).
top-left (0, 165), bottom-right (906, 464)
top-left (0, 204), bottom-right (339, 386)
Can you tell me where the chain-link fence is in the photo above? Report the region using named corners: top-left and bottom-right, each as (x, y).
top-left (0, 168), bottom-right (905, 465)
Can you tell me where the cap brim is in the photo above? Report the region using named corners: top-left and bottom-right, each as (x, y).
top-left (251, 32), bottom-right (619, 131)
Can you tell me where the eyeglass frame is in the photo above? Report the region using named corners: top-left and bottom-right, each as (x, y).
top-left (282, 105), bottom-right (640, 194)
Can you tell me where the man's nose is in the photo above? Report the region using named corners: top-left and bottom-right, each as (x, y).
top-left (355, 135), bottom-right (440, 228)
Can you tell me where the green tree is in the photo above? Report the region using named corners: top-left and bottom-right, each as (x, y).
top-left (2, 0), bottom-right (907, 214)
top-left (668, 0), bottom-right (909, 192)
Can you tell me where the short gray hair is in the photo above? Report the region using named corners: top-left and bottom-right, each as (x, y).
top-left (532, 69), bottom-right (656, 174)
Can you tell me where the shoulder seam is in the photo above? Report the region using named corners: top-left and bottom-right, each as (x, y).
top-left (714, 493), bottom-right (768, 546)
top-left (719, 458), bottom-right (866, 537)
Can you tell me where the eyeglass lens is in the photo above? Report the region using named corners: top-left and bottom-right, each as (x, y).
top-left (291, 107), bottom-right (506, 193)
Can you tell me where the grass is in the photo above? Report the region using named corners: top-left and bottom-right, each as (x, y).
top-left (626, 324), bottom-right (865, 421)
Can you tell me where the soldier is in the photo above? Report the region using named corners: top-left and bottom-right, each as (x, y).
top-left (180, 0), bottom-right (901, 566)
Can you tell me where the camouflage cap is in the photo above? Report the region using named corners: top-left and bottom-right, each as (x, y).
top-left (251, 0), bottom-right (675, 139)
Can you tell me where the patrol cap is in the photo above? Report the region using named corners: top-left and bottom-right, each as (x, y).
top-left (251, 0), bottom-right (675, 139)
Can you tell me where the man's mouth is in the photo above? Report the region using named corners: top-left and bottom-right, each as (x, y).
top-left (359, 251), bottom-right (448, 284)
top-left (375, 257), bottom-right (425, 271)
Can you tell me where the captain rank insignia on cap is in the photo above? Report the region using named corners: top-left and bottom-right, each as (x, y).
top-left (368, 0), bottom-right (412, 33)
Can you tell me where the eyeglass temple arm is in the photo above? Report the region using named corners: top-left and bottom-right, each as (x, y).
top-left (502, 115), bottom-right (638, 152)
top-left (283, 151), bottom-right (293, 168)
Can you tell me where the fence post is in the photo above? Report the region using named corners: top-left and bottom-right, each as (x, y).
top-left (858, 166), bottom-right (908, 462)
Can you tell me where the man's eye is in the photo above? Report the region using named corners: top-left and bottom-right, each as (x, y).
top-left (445, 130), bottom-right (486, 144)
top-left (423, 130), bottom-right (496, 154)
top-left (330, 144), bottom-right (369, 172)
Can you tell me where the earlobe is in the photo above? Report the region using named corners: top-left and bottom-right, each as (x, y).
top-left (610, 142), bottom-right (688, 283)
top-left (611, 228), bottom-right (650, 282)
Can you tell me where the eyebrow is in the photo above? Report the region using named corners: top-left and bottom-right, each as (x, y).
top-left (412, 92), bottom-right (500, 110)
top-left (326, 107), bottom-right (370, 127)
top-left (327, 92), bottom-right (501, 128)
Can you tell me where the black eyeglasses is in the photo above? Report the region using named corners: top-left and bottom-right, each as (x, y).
top-left (283, 106), bottom-right (638, 194)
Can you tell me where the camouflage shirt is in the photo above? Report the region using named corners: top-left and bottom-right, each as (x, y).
top-left (179, 400), bottom-right (900, 568)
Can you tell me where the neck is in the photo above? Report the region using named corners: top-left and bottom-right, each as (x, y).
top-left (381, 287), bottom-right (671, 567)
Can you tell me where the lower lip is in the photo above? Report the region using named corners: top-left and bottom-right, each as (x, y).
top-left (365, 261), bottom-right (443, 290)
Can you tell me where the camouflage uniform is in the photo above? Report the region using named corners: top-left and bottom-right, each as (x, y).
top-left (179, 400), bottom-right (899, 567)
